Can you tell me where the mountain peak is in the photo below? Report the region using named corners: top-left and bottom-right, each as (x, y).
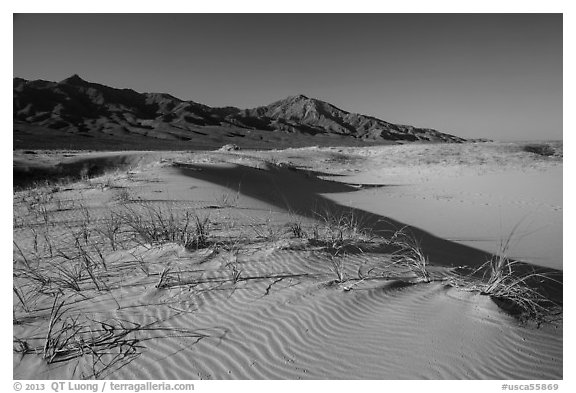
top-left (284, 94), bottom-right (310, 102)
top-left (60, 74), bottom-right (89, 86)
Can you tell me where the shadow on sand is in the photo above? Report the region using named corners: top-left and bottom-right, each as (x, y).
top-left (177, 162), bottom-right (562, 303)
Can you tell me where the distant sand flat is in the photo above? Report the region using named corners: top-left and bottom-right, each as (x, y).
top-left (329, 166), bottom-right (562, 270)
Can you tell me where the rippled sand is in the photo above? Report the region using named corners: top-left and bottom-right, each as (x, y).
top-left (13, 142), bottom-right (562, 379)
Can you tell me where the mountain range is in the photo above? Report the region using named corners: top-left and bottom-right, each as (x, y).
top-left (13, 75), bottom-right (465, 150)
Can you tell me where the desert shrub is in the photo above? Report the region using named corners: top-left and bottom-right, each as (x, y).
top-left (219, 144), bottom-right (239, 152)
top-left (324, 152), bottom-right (362, 166)
top-left (522, 144), bottom-right (556, 157)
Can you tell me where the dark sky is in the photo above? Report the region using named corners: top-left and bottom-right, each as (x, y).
top-left (13, 14), bottom-right (562, 140)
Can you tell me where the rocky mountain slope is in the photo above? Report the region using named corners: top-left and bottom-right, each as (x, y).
top-left (14, 75), bottom-right (465, 150)
top-left (232, 94), bottom-right (463, 142)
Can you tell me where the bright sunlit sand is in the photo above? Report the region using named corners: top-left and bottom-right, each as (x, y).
top-left (12, 142), bottom-right (562, 380)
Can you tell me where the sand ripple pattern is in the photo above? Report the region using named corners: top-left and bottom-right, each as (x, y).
top-left (113, 251), bottom-right (562, 380)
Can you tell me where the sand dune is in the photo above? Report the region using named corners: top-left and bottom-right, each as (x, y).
top-left (13, 142), bottom-right (562, 380)
top-left (118, 267), bottom-right (562, 380)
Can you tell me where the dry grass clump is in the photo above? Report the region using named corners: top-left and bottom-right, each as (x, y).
top-left (327, 256), bottom-right (347, 283)
top-left (311, 208), bottom-right (373, 256)
top-left (422, 225), bottom-right (562, 322)
top-left (388, 228), bottom-right (431, 283)
top-left (225, 246), bottom-right (243, 285)
top-left (213, 189), bottom-right (239, 208)
top-left (286, 210), bottom-right (308, 239)
top-left (249, 214), bottom-right (286, 242)
top-left (288, 220), bottom-right (306, 239)
top-left (14, 235), bottom-right (109, 301)
top-left (466, 244), bottom-right (561, 322)
top-left (98, 212), bottom-right (122, 251)
top-left (120, 204), bottom-right (211, 250)
top-left (306, 209), bottom-right (380, 284)
top-left (250, 223), bottom-right (285, 242)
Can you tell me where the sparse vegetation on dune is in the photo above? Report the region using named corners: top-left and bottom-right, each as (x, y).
top-left (475, 258), bottom-right (560, 321)
top-left (310, 208), bottom-right (374, 256)
top-left (13, 193), bottom-right (227, 377)
top-left (213, 189), bottom-right (239, 208)
top-left (288, 219), bottom-right (306, 239)
top-left (521, 143), bottom-right (559, 157)
top-left (12, 151), bottom-right (562, 379)
top-left (290, 210), bottom-right (560, 321)
top-left (388, 228), bottom-right (431, 283)
top-left (119, 203), bottom-right (211, 251)
top-left (249, 213), bottom-right (287, 243)
top-left (13, 294), bottom-right (217, 379)
top-left (455, 231), bottom-right (562, 322)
